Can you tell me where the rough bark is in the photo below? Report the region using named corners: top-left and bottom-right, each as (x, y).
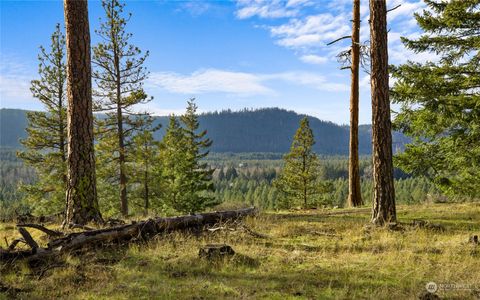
top-left (369, 0), bottom-right (396, 225)
top-left (63, 0), bottom-right (102, 225)
top-left (1, 208), bottom-right (256, 262)
top-left (348, 0), bottom-right (363, 208)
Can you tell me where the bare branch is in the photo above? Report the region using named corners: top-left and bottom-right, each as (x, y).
top-left (387, 4), bottom-right (401, 13)
top-left (327, 35), bottom-right (352, 46)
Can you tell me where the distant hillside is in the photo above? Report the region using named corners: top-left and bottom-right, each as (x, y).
top-left (0, 108), bottom-right (409, 155)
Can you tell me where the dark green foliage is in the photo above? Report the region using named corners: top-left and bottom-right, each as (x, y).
top-left (129, 118), bottom-right (161, 215)
top-left (0, 108), bottom-right (410, 155)
top-left (16, 24), bottom-right (67, 215)
top-left (274, 118), bottom-right (331, 209)
top-left (391, 0), bottom-right (480, 197)
top-left (93, 0), bottom-right (154, 215)
top-left (157, 100), bottom-right (217, 214)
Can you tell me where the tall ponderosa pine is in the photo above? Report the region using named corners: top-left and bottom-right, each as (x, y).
top-left (391, 0), bottom-right (480, 198)
top-left (347, 0), bottom-right (363, 207)
top-left (93, 0), bottom-right (152, 216)
top-left (63, 0), bottom-right (102, 225)
top-left (274, 117), bottom-right (328, 209)
top-left (369, 0), bottom-right (396, 225)
top-left (18, 24), bottom-right (67, 214)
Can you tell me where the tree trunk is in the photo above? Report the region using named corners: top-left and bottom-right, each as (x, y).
top-left (144, 162), bottom-right (149, 216)
top-left (112, 17), bottom-right (128, 217)
top-left (369, 0), bottom-right (396, 225)
top-left (63, 0), bottom-right (102, 225)
top-left (348, 0), bottom-right (363, 208)
top-left (117, 103), bottom-right (128, 217)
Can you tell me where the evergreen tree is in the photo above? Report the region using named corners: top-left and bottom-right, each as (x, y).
top-left (157, 116), bottom-right (187, 213)
top-left (370, 0), bottom-right (396, 225)
top-left (93, 0), bottom-right (153, 216)
top-left (274, 117), bottom-right (328, 209)
top-left (225, 166), bottom-right (238, 180)
top-left (179, 99), bottom-right (218, 213)
top-left (391, 0), bottom-right (480, 198)
top-left (18, 24), bottom-right (67, 214)
top-left (130, 116), bottom-right (161, 215)
top-left (64, 0), bottom-right (103, 225)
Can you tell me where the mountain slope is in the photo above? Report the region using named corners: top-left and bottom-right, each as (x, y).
top-left (0, 108), bottom-right (408, 154)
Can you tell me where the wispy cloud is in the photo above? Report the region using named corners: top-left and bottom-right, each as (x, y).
top-left (176, 1), bottom-right (211, 17)
top-left (235, 0), bottom-right (430, 66)
top-left (147, 68), bottom-right (348, 96)
top-left (270, 13), bottom-right (350, 49)
top-left (300, 54), bottom-right (328, 65)
top-left (148, 69), bottom-right (273, 96)
top-left (235, 0), bottom-right (311, 19)
top-left (0, 54), bottom-right (34, 104)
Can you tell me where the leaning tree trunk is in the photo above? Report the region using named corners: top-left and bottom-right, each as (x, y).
top-left (347, 0), bottom-right (363, 208)
top-left (369, 0), bottom-right (396, 225)
top-left (63, 0), bottom-right (102, 225)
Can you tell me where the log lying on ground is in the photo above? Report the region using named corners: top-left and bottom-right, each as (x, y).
top-left (0, 207), bottom-right (256, 262)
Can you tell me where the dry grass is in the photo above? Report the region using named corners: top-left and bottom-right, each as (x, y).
top-left (1, 203), bottom-right (480, 299)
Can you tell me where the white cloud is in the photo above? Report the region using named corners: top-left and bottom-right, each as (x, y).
top-left (0, 55), bottom-right (34, 104)
top-left (386, 0), bottom-right (425, 22)
top-left (270, 13), bottom-right (350, 49)
top-left (265, 72), bottom-right (349, 92)
top-left (147, 68), bottom-right (348, 96)
top-left (236, 0), bottom-right (304, 19)
top-left (300, 54), bottom-right (328, 65)
top-left (148, 69), bottom-right (273, 96)
top-left (178, 1), bottom-right (211, 16)
top-left (235, 0), bottom-right (311, 19)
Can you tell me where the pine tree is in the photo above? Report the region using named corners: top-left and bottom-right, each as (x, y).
top-left (156, 116), bottom-right (186, 213)
top-left (179, 99), bottom-right (218, 213)
top-left (130, 116), bottom-right (161, 215)
top-left (347, 0), bottom-right (363, 207)
top-left (93, 0), bottom-right (153, 216)
top-left (17, 24), bottom-right (67, 214)
top-left (63, 0), bottom-right (102, 225)
top-left (391, 0), bottom-right (480, 198)
top-left (274, 117), bottom-right (328, 209)
top-left (370, 0), bottom-right (396, 225)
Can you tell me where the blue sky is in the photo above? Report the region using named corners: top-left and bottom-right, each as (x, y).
top-left (0, 0), bottom-right (428, 124)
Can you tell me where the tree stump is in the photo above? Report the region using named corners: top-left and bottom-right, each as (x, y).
top-left (199, 244), bottom-right (235, 259)
top-left (469, 235), bottom-right (478, 245)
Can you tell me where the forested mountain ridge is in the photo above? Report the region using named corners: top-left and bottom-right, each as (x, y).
top-left (0, 108), bottom-right (409, 154)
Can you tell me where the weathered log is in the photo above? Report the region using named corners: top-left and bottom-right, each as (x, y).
top-left (1, 207), bottom-right (256, 262)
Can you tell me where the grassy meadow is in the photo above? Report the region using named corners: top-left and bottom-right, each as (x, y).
top-left (1, 203), bottom-right (479, 299)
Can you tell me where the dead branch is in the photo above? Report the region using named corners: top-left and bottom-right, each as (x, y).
top-left (387, 4), bottom-right (401, 13)
top-left (18, 228), bottom-right (39, 250)
top-left (17, 224), bottom-right (63, 238)
top-left (327, 35), bottom-right (351, 46)
top-left (7, 238), bottom-right (26, 251)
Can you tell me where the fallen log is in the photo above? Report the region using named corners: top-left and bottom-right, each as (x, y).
top-left (1, 207), bottom-right (256, 262)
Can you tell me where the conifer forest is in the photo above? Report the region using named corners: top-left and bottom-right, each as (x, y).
top-left (0, 0), bottom-right (479, 299)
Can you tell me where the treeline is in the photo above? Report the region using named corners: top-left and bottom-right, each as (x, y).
top-left (0, 108), bottom-right (411, 155)
top-left (1, 147), bottom-right (441, 219)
